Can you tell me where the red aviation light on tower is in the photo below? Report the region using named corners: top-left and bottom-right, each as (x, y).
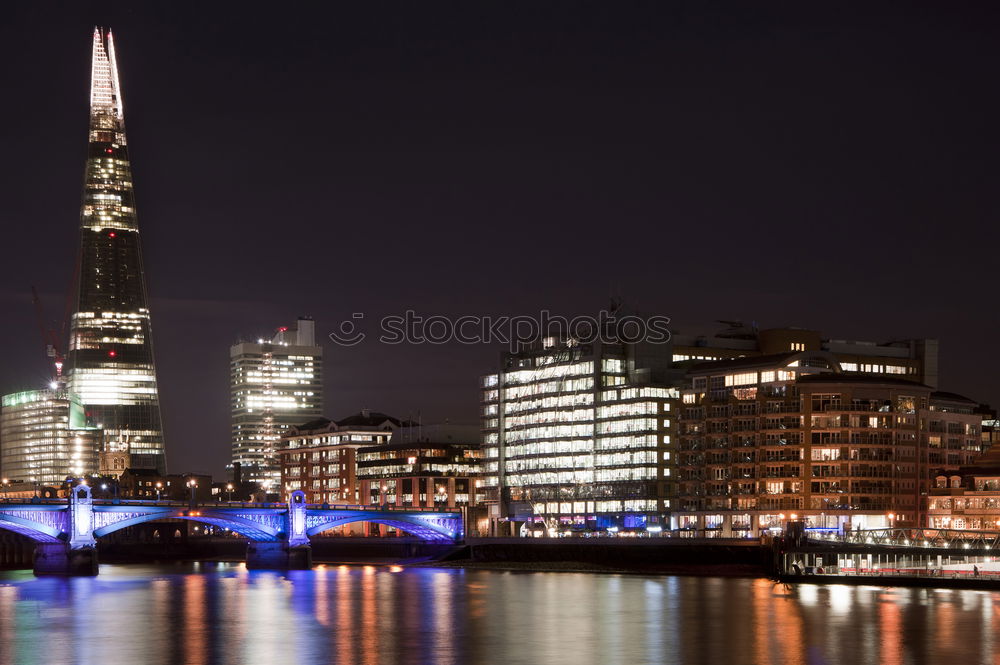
top-left (108, 350), bottom-right (117, 358)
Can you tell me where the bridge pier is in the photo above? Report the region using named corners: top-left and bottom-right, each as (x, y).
top-left (33, 543), bottom-right (98, 576)
top-left (245, 542), bottom-right (312, 570)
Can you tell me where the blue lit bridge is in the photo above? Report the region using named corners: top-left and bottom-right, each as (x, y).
top-left (0, 488), bottom-right (464, 575)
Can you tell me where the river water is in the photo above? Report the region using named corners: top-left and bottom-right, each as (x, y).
top-left (0, 563), bottom-right (997, 665)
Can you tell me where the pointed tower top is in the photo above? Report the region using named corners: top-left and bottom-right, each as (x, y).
top-left (90, 27), bottom-right (124, 123)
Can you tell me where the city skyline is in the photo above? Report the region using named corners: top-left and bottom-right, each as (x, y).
top-left (1, 4), bottom-right (998, 480)
top-left (1, 8), bottom-right (1000, 661)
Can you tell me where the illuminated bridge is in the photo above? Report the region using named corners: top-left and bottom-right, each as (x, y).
top-left (0, 488), bottom-right (463, 576)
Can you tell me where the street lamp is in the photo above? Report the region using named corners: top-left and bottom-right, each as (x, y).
top-left (887, 512), bottom-right (896, 529)
top-left (226, 483), bottom-right (233, 502)
top-left (187, 479), bottom-right (198, 506)
top-left (155, 481), bottom-right (163, 502)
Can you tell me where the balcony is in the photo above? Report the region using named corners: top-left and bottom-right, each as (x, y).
top-left (810, 469), bottom-right (844, 478)
top-left (849, 453), bottom-right (894, 462)
top-left (761, 471), bottom-right (801, 479)
top-left (818, 403), bottom-right (890, 413)
top-left (761, 454), bottom-right (801, 463)
top-left (848, 469), bottom-right (895, 479)
top-left (849, 485), bottom-right (894, 495)
top-left (761, 422), bottom-right (801, 431)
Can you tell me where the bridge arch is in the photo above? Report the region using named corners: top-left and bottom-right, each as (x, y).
top-left (306, 512), bottom-right (461, 542)
top-left (93, 509), bottom-right (282, 542)
top-left (0, 513), bottom-right (63, 543)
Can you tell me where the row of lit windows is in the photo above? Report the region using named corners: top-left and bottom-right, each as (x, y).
top-left (596, 402), bottom-right (664, 419)
top-left (532, 499), bottom-right (659, 514)
top-left (504, 408), bottom-right (595, 428)
top-left (503, 362), bottom-right (594, 386)
top-left (504, 377), bottom-right (594, 400)
top-left (500, 393), bottom-right (593, 415)
top-left (503, 423), bottom-right (595, 442)
top-left (505, 455), bottom-right (593, 472)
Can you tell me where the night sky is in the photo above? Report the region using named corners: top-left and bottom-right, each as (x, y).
top-left (2, 2), bottom-right (998, 478)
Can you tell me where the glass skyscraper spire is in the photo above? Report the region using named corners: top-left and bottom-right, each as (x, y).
top-left (65, 28), bottom-right (166, 472)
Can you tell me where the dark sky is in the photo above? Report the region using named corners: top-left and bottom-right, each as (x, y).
top-left (2, 1), bottom-right (998, 478)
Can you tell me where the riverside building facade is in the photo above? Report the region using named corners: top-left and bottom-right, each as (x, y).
top-left (928, 472), bottom-right (1000, 532)
top-left (925, 410), bottom-right (1000, 531)
top-left (356, 440), bottom-right (483, 509)
top-left (230, 317), bottom-right (323, 486)
top-left (480, 336), bottom-right (677, 535)
top-left (675, 351), bottom-right (983, 536)
top-left (276, 411), bottom-right (409, 504)
top-left (65, 29), bottom-right (166, 472)
top-left (0, 387), bottom-right (103, 485)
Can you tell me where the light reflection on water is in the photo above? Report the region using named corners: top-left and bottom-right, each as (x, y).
top-left (0, 564), bottom-right (999, 665)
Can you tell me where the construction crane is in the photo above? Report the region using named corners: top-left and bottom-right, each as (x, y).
top-left (30, 286), bottom-right (66, 385)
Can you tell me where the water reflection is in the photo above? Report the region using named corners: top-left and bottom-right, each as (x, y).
top-left (0, 565), bottom-right (998, 665)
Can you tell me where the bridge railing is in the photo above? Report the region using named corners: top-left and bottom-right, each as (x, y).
top-left (809, 527), bottom-right (1000, 550)
top-left (0, 498), bottom-right (67, 505)
top-left (302, 502), bottom-right (462, 514)
top-left (0, 497), bottom-right (462, 514)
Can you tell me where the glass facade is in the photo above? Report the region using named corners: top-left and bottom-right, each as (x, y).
top-left (231, 320), bottom-right (323, 487)
top-left (356, 442), bottom-right (483, 508)
top-left (0, 389), bottom-right (102, 485)
top-left (65, 29), bottom-right (166, 472)
top-left (481, 340), bottom-right (677, 531)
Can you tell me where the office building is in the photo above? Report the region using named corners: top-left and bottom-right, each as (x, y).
top-left (480, 335), bottom-right (678, 535)
top-left (356, 439), bottom-right (483, 509)
top-left (477, 314), bottom-right (980, 536)
top-left (230, 317), bottom-right (323, 486)
top-left (0, 387), bottom-right (102, 485)
top-left (64, 29), bottom-right (166, 472)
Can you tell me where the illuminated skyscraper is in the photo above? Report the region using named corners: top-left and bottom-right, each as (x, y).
top-left (65, 28), bottom-right (166, 472)
top-left (230, 318), bottom-right (323, 487)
